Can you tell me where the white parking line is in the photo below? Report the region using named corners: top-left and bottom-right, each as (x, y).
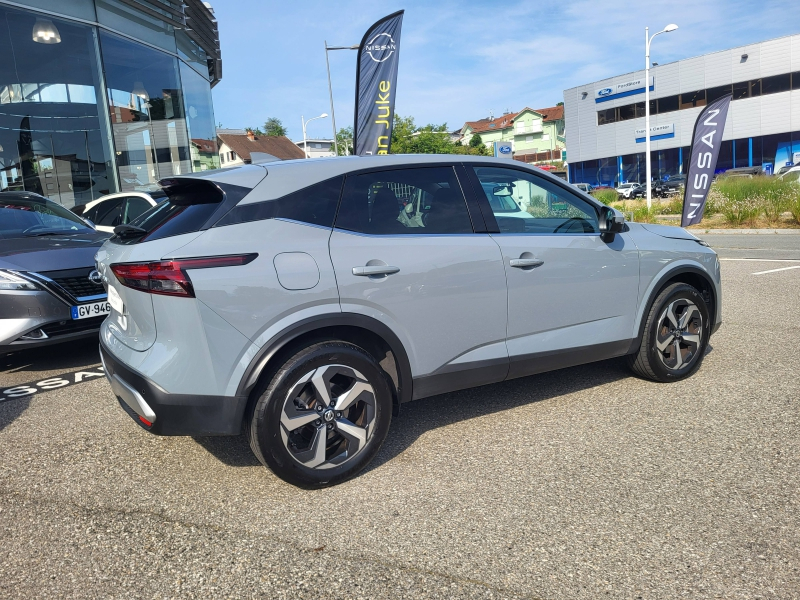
top-left (719, 258), bottom-right (800, 262)
top-left (752, 265), bottom-right (800, 275)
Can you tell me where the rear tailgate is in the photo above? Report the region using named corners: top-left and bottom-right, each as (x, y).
top-left (96, 165), bottom-right (266, 352)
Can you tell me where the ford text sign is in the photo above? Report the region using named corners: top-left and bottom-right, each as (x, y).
top-left (595, 77), bottom-right (654, 102)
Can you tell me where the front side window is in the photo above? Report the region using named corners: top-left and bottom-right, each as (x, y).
top-left (335, 167), bottom-right (473, 235)
top-left (473, 167), bottom-right (599, 234)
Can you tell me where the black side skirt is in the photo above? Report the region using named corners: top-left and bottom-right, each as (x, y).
top-left (411, 340), bottom-right (633, 401)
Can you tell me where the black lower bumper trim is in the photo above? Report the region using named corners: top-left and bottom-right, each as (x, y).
top-left (100, 342), bottom-right (247, 436)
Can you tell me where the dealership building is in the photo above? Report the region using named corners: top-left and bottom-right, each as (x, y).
top-left (0, 0), bottom-right (221, 208)
top-left (563, 33), bottom-right (800, 187)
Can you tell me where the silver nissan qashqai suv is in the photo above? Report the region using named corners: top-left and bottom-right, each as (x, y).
top-left (96, 155), bottom-right (721, 488)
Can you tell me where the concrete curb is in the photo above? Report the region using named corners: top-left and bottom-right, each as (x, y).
top-left (691, 229), bottom-right (800, 235)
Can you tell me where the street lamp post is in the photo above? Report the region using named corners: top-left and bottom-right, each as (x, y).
top-left (301, 113), bottom-right (329, 158)
top-left (324, 42), bottom-right (359, 156)
top-left (645, 23), bottom-right (678, 209)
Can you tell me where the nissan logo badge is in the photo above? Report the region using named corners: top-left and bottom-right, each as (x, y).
top-left (88, 269), bottom-right (103, 285)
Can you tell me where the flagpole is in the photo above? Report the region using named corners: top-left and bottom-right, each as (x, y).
top-left (324, 42), bottom-right (359, 156)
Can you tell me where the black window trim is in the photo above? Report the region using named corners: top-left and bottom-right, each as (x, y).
top-left (462, 162), bottom-right (604, 236)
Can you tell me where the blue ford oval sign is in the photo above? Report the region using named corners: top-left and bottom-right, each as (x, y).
top-left (598, 88), bottom-right (613, 96)
top-left (499, 145), bottom-right (511, 154)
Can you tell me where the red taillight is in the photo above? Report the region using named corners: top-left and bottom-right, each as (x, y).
top-left (110, 254), bottom-right (257, 298)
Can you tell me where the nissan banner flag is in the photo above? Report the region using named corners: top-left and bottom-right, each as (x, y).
top-left (681, 94), bottom-right (732, 227)
top-left (353, 11), bottom-right (404, 156)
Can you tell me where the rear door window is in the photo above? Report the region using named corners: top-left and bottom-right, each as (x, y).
top-left (335, 167), bottom-right (473, 235)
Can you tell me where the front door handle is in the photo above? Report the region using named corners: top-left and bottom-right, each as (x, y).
top-left (352, 265), bottom-right (400, 277)
top-left (509, 258), bottom-right (544, 269)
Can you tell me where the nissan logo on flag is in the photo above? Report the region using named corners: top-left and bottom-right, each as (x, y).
top-left (353, 11), bottom-right (404, 156)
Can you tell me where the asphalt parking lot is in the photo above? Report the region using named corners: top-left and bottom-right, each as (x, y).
top-left (1, 235), bottom-right (799, 599)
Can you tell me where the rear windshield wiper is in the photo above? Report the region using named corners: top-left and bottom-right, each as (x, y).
top-left (113, 224), bottom-right (148, 238)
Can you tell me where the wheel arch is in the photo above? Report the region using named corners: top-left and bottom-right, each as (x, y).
top-left (630, 263), bottom-right (718, 353)
top-left (236, 313), bottom-right (413, 419)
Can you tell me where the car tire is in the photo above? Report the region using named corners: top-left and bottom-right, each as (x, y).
top-left (627, 283), bottom-right (711, 382)
top-left (247, 341), bottom-right (393, 488)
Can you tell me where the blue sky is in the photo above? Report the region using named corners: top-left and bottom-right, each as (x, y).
top-left (210, 0), bottom-right (798, 141)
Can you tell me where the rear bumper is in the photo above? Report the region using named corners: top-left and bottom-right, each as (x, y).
top-left (99, 342), bottom-right (248, 436)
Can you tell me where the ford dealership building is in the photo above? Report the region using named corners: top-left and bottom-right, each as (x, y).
top-left (563, 34), bottom-right (800, 187)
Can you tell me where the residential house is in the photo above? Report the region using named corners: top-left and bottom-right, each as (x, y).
top-left (460, 106), bottom-right (565, 162)
top-left (295, 139), bottom-right (336, 158)
top-left (217, 129), bottom-right (306, 166)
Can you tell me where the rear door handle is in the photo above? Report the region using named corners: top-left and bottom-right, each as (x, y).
top-left (352, 265), bottom-right (400, 276)
top-left (509, 258), bottom-right (544, 268)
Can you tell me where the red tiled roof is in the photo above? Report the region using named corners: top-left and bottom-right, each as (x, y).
top-left (216, 133), bottom-right (306, 161)
top-left (463, 105), bottom-right (564, 134)
top-left (536, 105), bottom-right (564, 122)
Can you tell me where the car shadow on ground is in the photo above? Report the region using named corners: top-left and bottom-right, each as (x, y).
top-left (194, 356), bottom-right (633, 471)
top-left (0, 338), bottom-right (101, 432)
top-left (2, 338), bottom-right (101, 377)
top-left (0, 396), bottom-right (32, 433)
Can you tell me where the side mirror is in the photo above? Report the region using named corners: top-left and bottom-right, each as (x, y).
top-left (598, 206), bottom-right (625, 241)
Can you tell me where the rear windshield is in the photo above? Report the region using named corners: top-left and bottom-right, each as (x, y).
top-left (112, 180), bottom-right (250, 244)
top-left (0, 194), bottom-right (93, 239)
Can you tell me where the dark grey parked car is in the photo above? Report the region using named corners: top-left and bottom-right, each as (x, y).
top-left (0, 192), bottom-right (110, 354)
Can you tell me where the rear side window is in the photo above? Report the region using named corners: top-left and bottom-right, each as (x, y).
top-left (214, 176), bottom-right (344, 228)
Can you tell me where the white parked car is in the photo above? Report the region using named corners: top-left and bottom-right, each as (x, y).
top-left (615, 183), bottom-right (642, 199)
top-left (72, 191), bottom-right (165, 233)
top-left (778, 165), bottom-right (800, 184)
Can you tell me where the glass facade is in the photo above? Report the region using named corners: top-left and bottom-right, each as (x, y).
top-left (596, 72), bottom-right (800, 126)
top-left (0, 0), bottom-right (219, 208)
top-left (569, 132), bottom-right (800, 187)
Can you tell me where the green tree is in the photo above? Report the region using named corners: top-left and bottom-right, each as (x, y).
top-left (263, 117), bottom-right (287, 137)
top-left (246, 126), bottom-right (264, 135)
top-left (335, 126), bottom-right (354, 156)
top-left (469, 133), bottom-right (484, 148)
top-left (389, 114), bottom-right (487, 156)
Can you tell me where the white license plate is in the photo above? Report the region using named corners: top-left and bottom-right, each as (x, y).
top-left (71, 300), bottom-right (111, 320)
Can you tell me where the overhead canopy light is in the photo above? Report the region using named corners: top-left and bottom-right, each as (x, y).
top-left (32, 17), bottom-right (61, 44)
top-left (132, 81), bottom-right (149, 101)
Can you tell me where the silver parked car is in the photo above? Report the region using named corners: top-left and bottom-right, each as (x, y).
top-left (1, 192), bottom-right (111, 354)
top-left (96, 155), bottom-right (722, 487)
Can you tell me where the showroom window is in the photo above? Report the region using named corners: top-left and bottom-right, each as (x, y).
top-left (680, 90), bottom-right (706, 109)
top-left (336, 167), bottom-right (473, 235)
top-left (179, 61), bottom-right (219, 172)
top-left (597, 107), bottom-right (616, 125)
top-left (101, 30), bottom-right (190, 191)
top-left (761, 74), bottom-right (791, 95)
top-left (0, 5), bottom-right (114, 207)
